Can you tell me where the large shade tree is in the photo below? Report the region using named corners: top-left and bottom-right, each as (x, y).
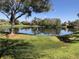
top-left (77, 13), bottom-right (79, 18)
top-left (0, 0), bottom-right (51, 34)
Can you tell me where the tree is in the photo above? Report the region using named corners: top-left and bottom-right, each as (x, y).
top-left (15, 20), bottom-right (20, 25)
top-left (77, 13), bottom-right (79, 18)
top-left (55, 18), bottom-right (61, 27)
top-left (21, 21), bottom-right (30, 25)
top-left (31, 17), bottom-right (41, 25)
top-left (0, 0), bottom-right (51, 34)
top-left (37, 18), bottom-right (61, 28)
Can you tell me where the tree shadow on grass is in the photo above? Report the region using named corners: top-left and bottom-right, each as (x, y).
top-left (57, 36), bottom-right (72, 43)
top-left (57, 35), bottom-right (79, 43)
top-left (0, 38), bottom-right (39, 59)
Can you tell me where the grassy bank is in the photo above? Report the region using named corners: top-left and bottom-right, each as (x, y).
top-left (0, 34), bottom-right (79, 59)
top-left (0, 25), bottom-right (41, 28)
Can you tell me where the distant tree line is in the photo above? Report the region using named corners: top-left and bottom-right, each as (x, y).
top-left (62, 19), bottom-right (79, 28)
top-left (0, 19), bottom-right (19, 25)
top-left (21, 17), bottom-right (61, 28)
top-left (0, 17), bottom-right (61, 28)
top-left (0, 19), bottom-right (9, 25)
top-left (31, 17), bottom-right (61, 28)
top-left (71, 19), bottom-right (79, 28)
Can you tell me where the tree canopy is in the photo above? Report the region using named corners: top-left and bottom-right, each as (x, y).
top-left (0, 0), bottom-right (51, 21)
top-left (77, 13), bottom-right (79, 18)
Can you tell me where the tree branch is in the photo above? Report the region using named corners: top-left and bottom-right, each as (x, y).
top-left (0, 12), bottom-right (10, 19)
top-left (15, 13), bottom-right (26, 20)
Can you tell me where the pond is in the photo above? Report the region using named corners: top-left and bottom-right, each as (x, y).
top-left (0, 27), bottom-right (76, 36)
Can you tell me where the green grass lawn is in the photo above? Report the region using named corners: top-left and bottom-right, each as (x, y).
top-left (0, 25), bottom-right (41, 28)
top-left (0, 35), bottom-right (79, 59)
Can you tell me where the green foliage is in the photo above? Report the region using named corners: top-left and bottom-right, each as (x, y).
top-left (32, 18), bottom-right (61, 28)
top-left (0, 0), bottom-right (51, 16)
top-left (55, 18), bottom-right (61, 27)
top-left (74, 19), bottom-right (79, 24)
top-left (70, 19), bottom-right (79, 28)
top-left (0, 19), bottom-right (9, 25)
top-left (21, 21), bottom-right (30, 25)
top-left (39, 19), bottom-right (61, 27)
top-left (77, 13), bottom-right (79, 17)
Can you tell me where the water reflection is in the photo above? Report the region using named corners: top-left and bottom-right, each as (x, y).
top-left (0, 27), bottom-right (75, 36)
top-left (59, 28), bottom-right (73, 36)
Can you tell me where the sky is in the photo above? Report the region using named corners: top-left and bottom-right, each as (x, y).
top-left (0, 0), bottom-right (79, 23)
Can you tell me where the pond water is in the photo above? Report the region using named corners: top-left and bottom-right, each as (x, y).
top-left (0, 27), bottom-right (75, 36)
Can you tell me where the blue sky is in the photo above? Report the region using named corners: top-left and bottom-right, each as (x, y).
top-left (0, 0), bottom-right (79, 23)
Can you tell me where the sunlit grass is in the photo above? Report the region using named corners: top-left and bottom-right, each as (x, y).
top-left (0, 34), bottom-right (79, 59)
top-left (0, 25), bottom-right (40, 28)
top-left (0, 30), bottom-right (79, 59)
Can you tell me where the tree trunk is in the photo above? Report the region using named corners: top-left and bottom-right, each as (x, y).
top-left (9, 11), bottom-right (16, 36)
top-left (10, 26), bottom-right (15, 35)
